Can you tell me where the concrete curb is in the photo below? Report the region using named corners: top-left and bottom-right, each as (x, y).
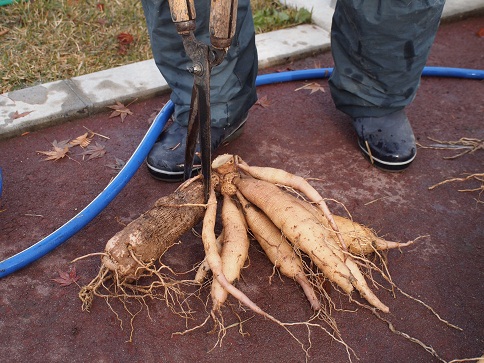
top-left (1, 0), bottom-right (482, 140)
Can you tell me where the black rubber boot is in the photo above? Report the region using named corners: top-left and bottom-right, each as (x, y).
top-left (146, 115), bottom-right (248, 181)
top-left (352, 110), bottom-right (416, 171)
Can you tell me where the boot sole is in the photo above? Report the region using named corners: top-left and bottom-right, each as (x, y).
top-left (357, 138), bottom-right (416, 172)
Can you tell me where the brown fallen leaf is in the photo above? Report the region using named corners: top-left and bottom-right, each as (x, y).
top-left (37, 139), bottom-right (71, 161)
top-left (106, 157), bottom-right (126, 173)
top-left (52, 139), bottom-right (71, 149)
top-left (275, 66), bottom-right (295, 73)
top-left (147, 107), bottom-right (163, 124)
top-left (11, 110), bottom-right (33, 119)
top-left (107, 100), bottom-right (134, 122)
top-left (117, 32), bottom-right (134, 45)
top-left (52, 267), bottom-right (80, 287)
top-left (255, 95), bottom-right (272, 108)
top-left (295, 82), bottom-right (325, 94)
top-left (69, 132), bottom-right (93, 148)
top-left (477, 28), bottom-right (484, 37)
top-left (79, 141), bottom-right (106, 160)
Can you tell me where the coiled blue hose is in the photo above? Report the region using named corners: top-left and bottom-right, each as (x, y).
top-left (1, 66), bottom-right (483, 278)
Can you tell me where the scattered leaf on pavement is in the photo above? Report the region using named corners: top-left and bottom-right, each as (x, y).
top-left (12, 110), bottom-right (33, 119)
top-left (255, 95), bottom-right (272, 108)
top-left (275, 66), bottom-right (295, 73)
top-left (477, 28), bottom-right (484, 37)
top-left (69, 132), bottom-right (93, 148)
top-left (106, 157), bottom-right (126, 172)
top-left (37, 140), bottom-right (70, 161)
top-left (52, 267), bottom-right (80, 287)
top-left (147, 107), bottom-right (163, 124)
top-left (295, 82), bottom-right (325, 94)
top-left (79, 141), bottom-right (106, 160)
top-left (108, 101), bottom-right (134, 122)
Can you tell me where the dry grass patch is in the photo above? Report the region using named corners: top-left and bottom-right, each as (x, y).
top-left (0, 0), bottom-right (311, 93)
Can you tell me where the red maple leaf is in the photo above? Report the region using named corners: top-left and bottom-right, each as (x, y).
top-left (117, 32), bottom-right (134, 45)
top-left (52, 267), bottom-right (80, 287)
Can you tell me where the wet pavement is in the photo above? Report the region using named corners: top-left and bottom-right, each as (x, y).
top-left (0, 15), bottom-right (483, 363)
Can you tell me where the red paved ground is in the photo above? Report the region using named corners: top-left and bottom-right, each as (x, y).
top-left (0, 15), bottom-right (482, 363)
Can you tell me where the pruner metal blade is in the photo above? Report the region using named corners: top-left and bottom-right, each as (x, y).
top-left (184, 84), bottom-right (200, 182)
top-left (184, 82), bottom-right (211, 201)
top-left (183, 51), bottom-right (212, 202)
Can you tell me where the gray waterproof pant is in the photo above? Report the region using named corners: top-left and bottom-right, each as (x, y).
top-left (329, 0), bottom-right (445, 118)
top-left (141, 0), bottom-right (258, 128)
top-left (141, 0), bottom-right (445, 123)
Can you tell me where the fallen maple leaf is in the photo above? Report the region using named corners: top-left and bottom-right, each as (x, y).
top-left (255, 95), bottom-right (272, 108)
top-left (79, 141), bottom-right (106, 160)
top-left (52, 139), bottom-right (71, 149)
top-left (295, 82), bottom-right (325, 94)
top-left (477, 28), bottom-right (484, 37)
top-left (11, 110), bottom-right (33, 119)
top-left (69, 132), bottom-right (93, 148)
top-left (106, 157), bottom-right (125, 172)
top-left (147, 107), bottom-right (163, 124)
top-left (96, 2), bottom-right (105, 11)
top-left (108, 101), bottom-right (134, 122)
top-left (37, 139), bottom-right (70, 161)
top-left (117, 32), bottom-right (134, 45)
top-left (52, 267), bottom-right (80, 287)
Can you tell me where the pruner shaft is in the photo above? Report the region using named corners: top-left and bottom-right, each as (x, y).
top-left (168, 0), bottom-right (238, 201)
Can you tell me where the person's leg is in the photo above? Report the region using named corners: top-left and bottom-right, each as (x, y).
top-left (329, 0), bottom-right (445, 170)
top-left (141, 0), bottom-right (258, 180)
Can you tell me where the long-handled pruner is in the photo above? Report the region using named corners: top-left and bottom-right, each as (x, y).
top-left (168, 0), bottom-right (238, 201)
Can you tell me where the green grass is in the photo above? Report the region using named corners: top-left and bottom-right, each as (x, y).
top-left (252, 0), bottom-right (311, 33)
top-left (0, 0), bottom-right (311, 94)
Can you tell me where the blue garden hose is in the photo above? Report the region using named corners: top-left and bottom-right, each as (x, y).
top-left (0, 66), bottom-right (483, 278)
